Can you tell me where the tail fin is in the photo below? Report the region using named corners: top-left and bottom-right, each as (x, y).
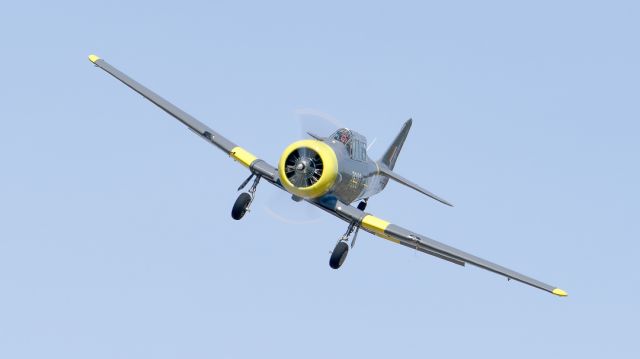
top-left (380, 119), bottom-right (412, 170)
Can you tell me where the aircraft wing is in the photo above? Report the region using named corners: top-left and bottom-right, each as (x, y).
top-left (331, 203), bottom-right (568, 297)
top-left (89, 54), bottom-right (566, 297)
top-left (87, 55), bottom-right (279, 183)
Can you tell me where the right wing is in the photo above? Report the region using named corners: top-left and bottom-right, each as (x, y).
top-left (330, 203), bottom-right (568, 297)
top-left (87, 54), bottom-right (279, 183)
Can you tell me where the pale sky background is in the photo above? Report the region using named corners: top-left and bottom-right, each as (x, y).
top-left (1, 1), bottom-right (639, 358)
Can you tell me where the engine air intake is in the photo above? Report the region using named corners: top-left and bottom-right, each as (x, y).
top-left (278, 140), bottom-right (338, 199)
top-left (284, 148), bottom-right (324, 188)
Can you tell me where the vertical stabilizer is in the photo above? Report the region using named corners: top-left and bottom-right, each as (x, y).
top-left (380, 119), bottom-right (412, 170)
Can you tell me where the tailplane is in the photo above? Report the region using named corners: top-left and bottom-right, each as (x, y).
top-left (378, 165), bottom-right (453, 207)
top-left (377, 119), bottom-right (453, 207)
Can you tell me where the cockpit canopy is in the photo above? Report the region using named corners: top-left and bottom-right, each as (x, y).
top-left (329, 128), bottom-right (368, 161)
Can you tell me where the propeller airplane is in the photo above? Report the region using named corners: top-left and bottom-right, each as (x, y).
top-left (88, 54), bottom-right (567, 297)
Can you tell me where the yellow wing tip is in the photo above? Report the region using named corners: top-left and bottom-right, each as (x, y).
top-left (88, 54), bottom-right (101, 63)
top-left (552, 288), bottom-right (568, 297)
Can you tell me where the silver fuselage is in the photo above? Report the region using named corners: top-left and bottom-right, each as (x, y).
top-left (320, 138), bottom-right (388, 204)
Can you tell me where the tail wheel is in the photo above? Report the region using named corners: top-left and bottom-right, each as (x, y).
top-left (231, 192), bottom-right (252, 220)
top-left (329, 241), bottom-right (349, 269)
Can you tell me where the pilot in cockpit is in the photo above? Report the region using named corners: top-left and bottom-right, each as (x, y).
top-left (333, 129), bottom-right (351, 144)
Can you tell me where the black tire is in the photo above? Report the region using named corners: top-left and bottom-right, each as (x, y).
top-left (329, 241), bottom-right (349, 269)
top-left (231, 192), bottom-right (252, 220)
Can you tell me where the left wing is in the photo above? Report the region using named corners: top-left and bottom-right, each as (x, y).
top-left (330, 202), bottom-right (568, 297)
top-left (87, 54), bottom-right (279, 183)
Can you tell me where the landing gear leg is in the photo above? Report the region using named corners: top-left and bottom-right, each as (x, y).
top-left (231, 174), bottom-right (261, 220)
top-left (329, 224), bottom-right (356, 269)
top-left (330, 199), bottom-right (368, 269)
top-left (351, 199), bottom-right (368, 248)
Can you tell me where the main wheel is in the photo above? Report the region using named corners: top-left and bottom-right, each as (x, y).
top-left (329, 241), bottom-right (349, 269)
top-left (231, 192), bottom-right (252, 220)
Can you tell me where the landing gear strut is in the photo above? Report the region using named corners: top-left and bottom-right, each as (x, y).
top-left (231, 173), bottom-right (261, 220)
top-left (329, 199), bottom-right (368, 269)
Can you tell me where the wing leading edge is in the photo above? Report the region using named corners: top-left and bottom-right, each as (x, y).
top-left (87, 54), bottom-right (278, 182)
top-left (330, 203), bottom-right (567, 297)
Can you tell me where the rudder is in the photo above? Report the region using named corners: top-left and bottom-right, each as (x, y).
top-left (380, 119), bottom-right (412, 170)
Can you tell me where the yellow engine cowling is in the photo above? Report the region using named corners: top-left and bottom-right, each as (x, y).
top-left (278, 140), bottom-right (339, 199)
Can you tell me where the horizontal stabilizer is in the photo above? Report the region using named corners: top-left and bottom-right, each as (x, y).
top-left (378, 165), bottom-right (453, 207)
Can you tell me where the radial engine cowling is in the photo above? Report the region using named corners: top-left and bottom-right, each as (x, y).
top-left (278, 140), bottom-right (339, 199)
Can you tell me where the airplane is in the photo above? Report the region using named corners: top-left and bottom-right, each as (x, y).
top-left (87, 54), bottom-right (568, 297)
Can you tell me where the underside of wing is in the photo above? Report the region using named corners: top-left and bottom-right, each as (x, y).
top-left (88, 54), bottom-right (279, 182)
top-left (329, 203), bottom-right (567, 297)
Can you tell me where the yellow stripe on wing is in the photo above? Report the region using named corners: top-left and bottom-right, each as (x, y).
top-left (230, 146), bottom-right (258, 168)
top-left (361, 215), bottom-right (399, 243)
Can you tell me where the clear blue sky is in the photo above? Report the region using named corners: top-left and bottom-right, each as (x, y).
top-left (1, 1), bottom-right (638, 358)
